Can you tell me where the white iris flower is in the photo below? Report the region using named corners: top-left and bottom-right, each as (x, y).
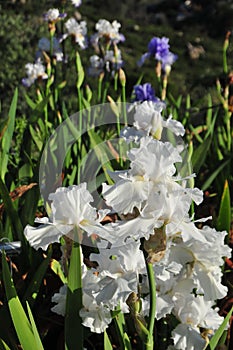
top-left (24, 183), bottom-right (111, 250)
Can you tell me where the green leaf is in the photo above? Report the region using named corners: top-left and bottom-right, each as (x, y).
top-left (23, 249), bottom-right (52, 307)
top-left (50, 258), bottom-right (67, 284)
top-left (76, 51), bottom-right (84, 88)
top-left (1, 251), bottom-right (40, 350)
top-left (216, 179), bottom-right (231, 233)
top-left (26, 302), bottom-right (44, 350)
top-left (113, 310), bottom-right (132, 350)
top-left (88, 130), bottom-right (115, 185)
top-left (0, 338), bottom-right (11, 350)
top-left (189, 125), bottom-right (204, 143)
top-left (29, 125), bottom-right (43, 151)
top-left (18, 163), bottom-right (33, 180)
top-left (110, 309), bottom-right (121, 318)
top-left (65, 237), bottom-right (83, 350)
top-left (24, 93), bottom-right (37, 109)
top-left (201, 159), bottom-right (230, 191)
top-left (57, 81), bottom-right (67, 90)
top-left (85, 84), bottom-right (92, 103)
top-left (168, 93), bottom-right (183, 110)
top-left (205, 111), bottom-right (218, 140)
top-left (0, 88), bottom-right (18, 180)
top-left (208, 306), bottom-right (233, 350)
top-left (0, 176), bottom-right (24, 241)
top-left (191, 136), bottom-right (211, 173)
top-left (104, 331), bottom-right (113, 350)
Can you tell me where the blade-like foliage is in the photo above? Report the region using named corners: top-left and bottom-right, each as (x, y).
top-left (0, 88), bottom-right (18, 180)
top-left (2, 251), bottom-right (44, 350)
top-left (217, 180), bottom-right (231, 233)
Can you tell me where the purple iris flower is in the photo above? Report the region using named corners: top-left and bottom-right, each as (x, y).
top-left (148, 37), bottom-right (170, 60)
top-left (133, 83), bottom-right (160, 102)
top-left (138, 36), bottom-right (178, 70)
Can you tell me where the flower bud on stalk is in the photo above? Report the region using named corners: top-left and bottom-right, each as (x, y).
top-left (119, 68), bottom-right (126, 87)
top-left (127, 292), bottom-right (149, 343)
top-left (99, 71), bottom-right (105, 82)
top-left (155, 61), bottom-right (162, 79)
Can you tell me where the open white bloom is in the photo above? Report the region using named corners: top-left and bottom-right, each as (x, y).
top-left (43, 8), bottom-right (65, 22)
top-left (169, 226), bottom-right (230, 301)
top-left (70, 0), bottom-right (82, 7)
top-left (134, 100), bottom-right (166, 139)
top-left (102, 135), bottom-right (203, 246)
top-left (171, 294), bottom-right (224, 350)
top-left (64, 18), bottom-right (87, 49)
top-left (90, 240), bottom-right (145, 274)
top-left (103, 137), bottom-right (183, 215)
top-left (24, 183), bottom-right (111, 250)
top-left (83, 241), bottom-right (145, 310)
top-left (141, 182), bottom-right (203, 230)
top-left (173, 294), bottom-right (223, 329)
top-left (22, 59), bottom-right (48, 87)
top-left (139, 220), bottom-right (231, 327)
top-left (51, 284), bottom-right (67, 316)
top-left (172, 323), bottom-right (207, 350)
top-left (80, 294), bottom-right (112, 333)
top-left (91, 19), bottom-right (125, 46)
top-left (121, 101), bottom-right (185, 143)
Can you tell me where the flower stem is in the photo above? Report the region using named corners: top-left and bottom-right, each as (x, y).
top-left (223, 31), bottom-right (230, 74)
top-left (65, 233), bottom-right (83, 350)
top-left (145, 261), bottom-right (156, 350)
top-left (141, 242), bottom-right (157, 350)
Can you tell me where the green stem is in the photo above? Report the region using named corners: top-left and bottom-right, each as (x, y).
top-left (49, 30), bottom-right (54, 59)
top-left (76, 50), bottom-right (84, 184)
top-left (121, 84), bottom-right (127, 126)
top-left (102, 81), bottom-right (109, 103)
top-left (65, 232), bottom-right (83, 350)
top-left (146, 262), bottom-right (156, 344)
top-left (141, 244), bottom-right (156, 350)
top-left (114, 71), bottom-right (118, 91)
top-left (225, 112), bottom-right (232, 152)
top-left (77, 86), bottom-right (82, 184)
top-left (116, 112), bottom-right (123, 168)
top-left (60, 6), bottom-right (67, 81)
top-left (223, 43), bottom-right (228, 75)
top-left (98, 75), bottom-right (103, 103)
top-left (223, 51), bottom-right (228, 74)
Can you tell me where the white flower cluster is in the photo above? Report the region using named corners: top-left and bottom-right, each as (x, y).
top-left (24, 102), bottom-right (231, 349)
top-left (88, 18), bottom-right (125, 77)
top-left (22, 59), bottom-right (48, 87)
top-left (63, 18), bottom-right (88, 49)
top-left (121, 101), bottom-right (185, 143)
top-left (70, 0), bottom-right (82, 7)
top-left (43, 8), bottom-right (66, 22)
top-left (91, 19), bottom-right (125, 47)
